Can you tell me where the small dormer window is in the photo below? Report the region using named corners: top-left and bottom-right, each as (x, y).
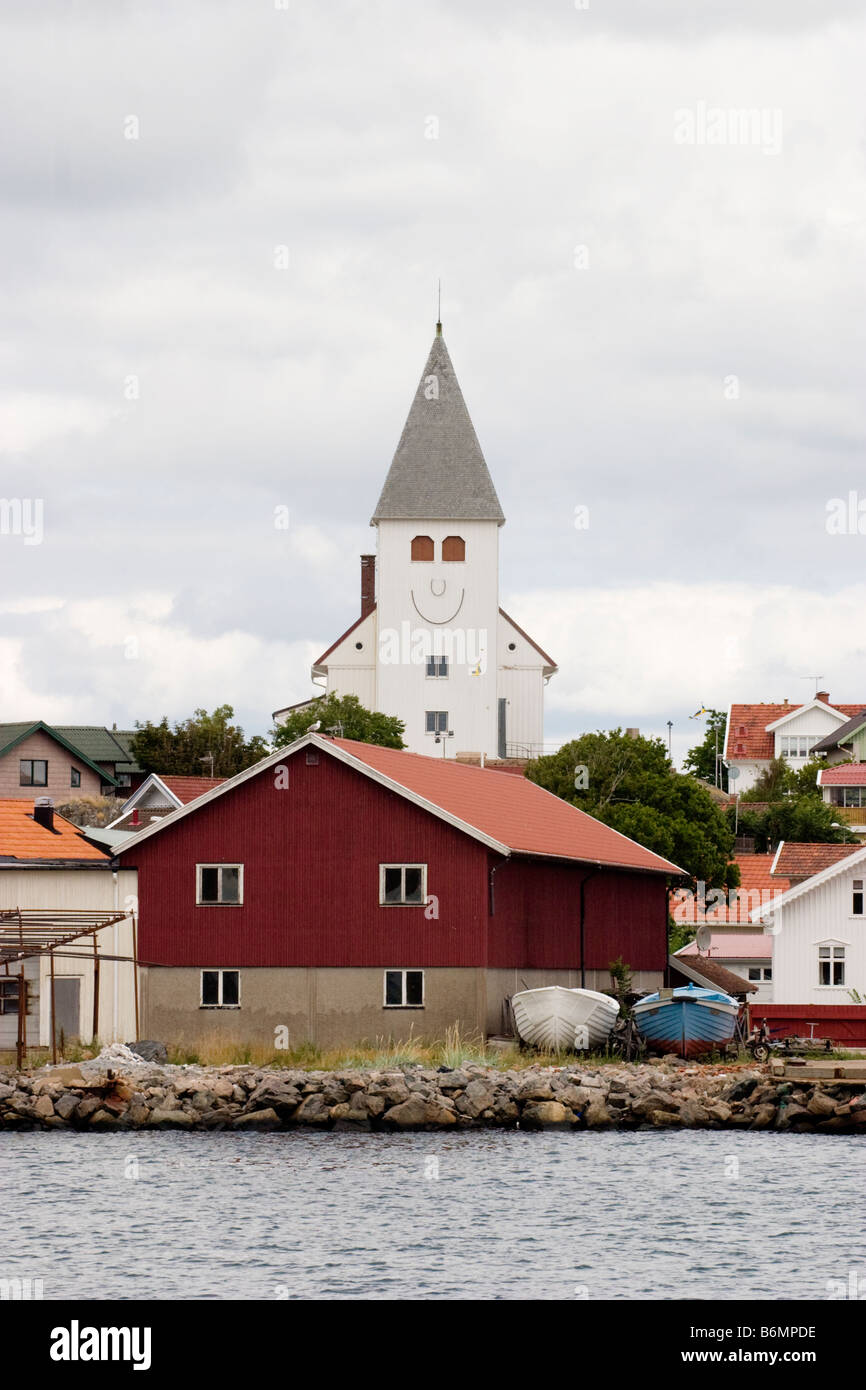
top-left (442, 535), bottom-right (465, 561)
top-left (411, 535), bottom-right (434, 561)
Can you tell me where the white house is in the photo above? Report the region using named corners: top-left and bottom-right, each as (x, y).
top-left (0, 797), bottom-right (138, 1052)
top-left (274, 325), bottom-right (557, 759)
top-left (752, 843), bottom-right (866, 1005)
top-left (724, 693), bottom-right (866, 793)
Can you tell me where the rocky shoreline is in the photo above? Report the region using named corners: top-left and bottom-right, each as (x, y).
top-left (2, 1048), bottom-right (865, 1133)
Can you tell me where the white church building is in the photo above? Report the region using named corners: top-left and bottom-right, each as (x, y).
top-left (276, 325), bottom-right (556, 758)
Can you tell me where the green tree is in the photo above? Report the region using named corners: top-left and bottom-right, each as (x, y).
top-left (130, 706), bottom-right (270, 778)
top-left (683, 709), bottom-right (728, 791)
top-left (272, 693), bottom-right (405, 750)
top-left (527, 729), bottom-right (736, 887)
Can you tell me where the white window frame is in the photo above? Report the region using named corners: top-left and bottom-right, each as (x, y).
top-left (852, 879), bottom-right (864, 917)
top-left (817, 941), bottom-right (847, 988)
top-left (379, 863), bottom-right (427, 906)
top-left (196, 863), bottom-right (244, 906)
top-left (383, 968), bottom-right (425, 1008)
top-left (425, 710), bottom-right (448, 735)
top-left (425, 655), bottom-right (449, 679)
top-left (200, 969), bottom-right (241, 1008)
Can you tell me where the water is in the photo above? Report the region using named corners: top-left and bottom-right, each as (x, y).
top-left (1, 1130), bottom-right (863, 1300)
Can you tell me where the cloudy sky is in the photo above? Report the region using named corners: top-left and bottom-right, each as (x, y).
top-left (1, 0), bottom-right (865, 764)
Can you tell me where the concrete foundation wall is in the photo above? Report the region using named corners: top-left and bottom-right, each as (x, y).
top-left (142, 966), bottom-right (487, 1050)
top-left (142, 964), bottom-right (666, 1048)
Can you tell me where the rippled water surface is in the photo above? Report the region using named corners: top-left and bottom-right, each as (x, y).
top-left (1, 1130), bottom-right (863, 1300)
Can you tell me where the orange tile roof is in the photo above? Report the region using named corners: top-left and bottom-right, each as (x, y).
top-left (329, 739), bottom-right (684, 874)
top-left (772, 842), bottom-right (862, 878)
top-left (670, 855), bottom-right (789, 924)
top-left (726, 702), bottom-right (865, 761)
top-left (0, 800), bottom-right (110, 862)
top-left (160, 776), bottom-right (227, 804)
top-left (818, 765), bottom-right (866, 786)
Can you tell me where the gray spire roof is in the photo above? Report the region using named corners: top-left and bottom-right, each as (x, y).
top-left (371, 330), bottom-right (505, 525)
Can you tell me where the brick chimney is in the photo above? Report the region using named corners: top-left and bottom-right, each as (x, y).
top-left (33, 797), bottom-right (55, 832)
top-left (360, 554), bottom-right (376, 619)
top-left (817, 689), bottom-right (830, 704)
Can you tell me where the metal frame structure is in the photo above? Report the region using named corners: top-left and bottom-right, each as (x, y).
top-left (0, 908), bottom-right (138, 1069)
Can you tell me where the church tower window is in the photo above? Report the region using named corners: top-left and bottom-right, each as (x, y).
top-left (411, 535), bottom-right (434, 561)
top-left (442, 535), bottom-right (465, 562)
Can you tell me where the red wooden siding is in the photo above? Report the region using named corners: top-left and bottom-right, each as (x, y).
top-left (128, 750), bottom-right (490, 968)
top-left (752, 1005), bottom-right (866, 1048)
top-left (488, 858), bottom-right (668, 972)
top-left (124, 747), bottom-right (672, 972)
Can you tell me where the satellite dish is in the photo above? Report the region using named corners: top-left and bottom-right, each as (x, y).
top-left (696, 924), bottom-right (712, 954)
top-left (727, 767), bottom-right (740, 781)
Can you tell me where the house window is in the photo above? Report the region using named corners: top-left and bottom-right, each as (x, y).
top-left (70, 768), bottom-right (81, 788)
top-left (116, 773), bottom-right (131, 788)
top-left (384, 969), bottom-right (424, 1007)
top-left (843, 788), bottom-right (866, 808)
top-left (442, 535), bottom-right (465, 562)
top-left (0, 979), bottom-right (20, 1015)
top-left (748, 968), bottom-right (761, 982)
top-left (19, 759), bottom-right (47, 787)
top-left (200, 970), bottom-right (240, 1008)
top-left (780, 736), bottom-right (817, 758)
top-left (425, 710), bottom-right (448, 735)
top-left (196, 864), bottom-right (243, 905)
top-left (853, 880), bottom-right (864, 916)
top-left (380, 864), bottom-right (426, 905)
top-left (426, 655), bottom-right (449, 678)
top-left (818, 945), bottom-right (845, 986)
top-left (410, 535), bottom-right (434, 561)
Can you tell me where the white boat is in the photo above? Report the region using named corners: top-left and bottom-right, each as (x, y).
top-left (510, 986), bottom-right (620, 1052)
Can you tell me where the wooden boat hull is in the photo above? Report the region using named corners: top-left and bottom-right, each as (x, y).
top-left (633, 985), bottom-right (738, 1059)
top-left (510, 986), bottom-right (620, 1052)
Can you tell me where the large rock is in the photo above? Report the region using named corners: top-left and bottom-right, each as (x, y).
top-left (455, 1080), bottom-right (495, 1118)
top-left (125, 1041), bottom-right (168, 1064)
top-left (32, 1093), bottom-right (55, 1119)
top-left (294, 1094), bottom-right (330, 1125)
top-left (148, 1107), bottom-right (194, 1127)
top-left (584, 1097), bottom-right (613, 1128)
top-left (650, 1109), bottom-right (683, 1127)
top-left (517, 1076), bottom-right (554, 1102)
top-left (383, 1095), bottom-right (429, 1128)
top-left (749, 1104), bottom-right (776, 1129)
top-left (807, 1091), bottom-right (837, 1117)
top-left (521, 1101), bottom-right (573, 1129)
top-left (631, 1091), bottom-right (680, 1118)
top-left (233, 1108), bottom-right (281, 1128)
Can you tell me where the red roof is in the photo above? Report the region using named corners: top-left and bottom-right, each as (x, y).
top-left (678, 932), bottom-right (772, 960)
top-left (0, 800), bottom-right (109, 862)
top-left (818, 765), bottom-right (866, 787)
top-left (670, 855), bottom-right (789, 924)
top-left (772, 842), bottom-right (862, 878)
top-left (328, 738), bottom-right (683, 873)
top-left (160, 776), bottom-right (227, 804)
top-left (726, 702), bottom-right (865, 761)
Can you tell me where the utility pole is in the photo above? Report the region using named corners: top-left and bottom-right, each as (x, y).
top-left (666, 721), bottom-right (673, 759)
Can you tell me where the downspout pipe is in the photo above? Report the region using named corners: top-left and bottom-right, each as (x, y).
top-left (579, 864), bottom-right (603, 990)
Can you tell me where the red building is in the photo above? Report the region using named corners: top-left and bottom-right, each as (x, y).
top-left (116, 735), bottom-right (685, 1048)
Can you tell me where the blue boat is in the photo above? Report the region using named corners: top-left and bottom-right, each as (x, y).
top-left (632, 983), bottom-right (739, 1059)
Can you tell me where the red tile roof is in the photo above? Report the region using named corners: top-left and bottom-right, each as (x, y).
top-left (772, 842), bottom-right (862, 878)
top-left (116, 735), bottom-right (686, 875)
top-left (160, 776), bottom-right (227, 803)
top-left (325, 739), bottom-right (685, 873)
top-left (726, 702), bottom-right (865, 761)
top-left (818, 765), bottom-right (866, 787)
top-left (0, 800), bottom-right (110, 862)
top-left (677, 932), bottom-right (772, 960)
top-left (670, 855), bottom-right (789, 925)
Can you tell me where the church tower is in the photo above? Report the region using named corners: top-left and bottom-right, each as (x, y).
top-left (277, 324), bottom-right (557, 758)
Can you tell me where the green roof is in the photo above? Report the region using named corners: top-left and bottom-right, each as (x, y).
top-left (0, 722), bottom-right (120, 785)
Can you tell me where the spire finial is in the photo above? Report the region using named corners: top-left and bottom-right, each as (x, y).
top-left (436, 278), bottom-right (442, 334)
